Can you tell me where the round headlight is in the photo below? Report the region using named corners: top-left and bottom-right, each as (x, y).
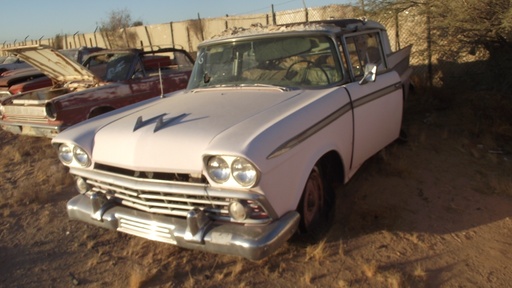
top-left (45, 102), bottom-right (57, 120)
top-left (232, 157), bottom-right (257, 187)
top-left (73, 146), bottom-right (91, 167)
top-left (58, 144), bottom-right (73, 164)
top-left (207, 156), bottom-right (230, 183)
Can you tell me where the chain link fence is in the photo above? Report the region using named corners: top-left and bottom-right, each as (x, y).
top-left (2, 4), bottom-right (492, 90)
top-left (273, 4), bottom-right (491, 91)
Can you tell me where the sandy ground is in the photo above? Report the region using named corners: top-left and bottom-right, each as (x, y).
top-left (0, 90), bottom-right (511, 287)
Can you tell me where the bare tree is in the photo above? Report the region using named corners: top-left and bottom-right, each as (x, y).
top-left (99, 8), bottom-right (140, 48)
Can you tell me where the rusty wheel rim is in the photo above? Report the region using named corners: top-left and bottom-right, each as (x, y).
top-left (302, 167), bottom-right (324, 231)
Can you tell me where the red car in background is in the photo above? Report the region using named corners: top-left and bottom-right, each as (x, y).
top-left (0, 45), bottom-right (194, 138)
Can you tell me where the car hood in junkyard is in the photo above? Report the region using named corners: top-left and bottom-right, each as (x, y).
top-left (91, 88), bottom-right (304, 173)
top-left (2, 45), bottom-right (98, 85)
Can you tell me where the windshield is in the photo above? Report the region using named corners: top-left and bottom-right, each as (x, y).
top-left (2, 56), bottom-right (21, 64)
top-left (188, 35), bottom-right (343, 89)
top-left (83, 53), bottom-right (136, 82)
top-left (59, 49), bottom-right (79, 63)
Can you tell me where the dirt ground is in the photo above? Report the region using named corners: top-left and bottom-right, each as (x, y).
top-left (0, 89), bottom-right (511, 288)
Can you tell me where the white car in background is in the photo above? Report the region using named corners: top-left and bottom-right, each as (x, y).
top-left (52, 19), bottom-right (412, 260)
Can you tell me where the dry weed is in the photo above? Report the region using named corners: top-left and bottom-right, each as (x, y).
top-left (304, 269), bottom-right (312, 285)
top-left (230, 259), bottom-right (244, 278)
top-left (130, 266), bottom-right (160, 288)
top-left (11, 180), bottom-right (51, 205)
top-left (383, 270), bottom-right (402, 288)
top-left (362, 260), bottom-right (378, 279)
top-left (490, 176), bottom-right (512, 197)
top-left (129, 269), bottom-right (146, 288)
top-left (305, 239), bottom-right (327, 262)
top-left (336, 279), bottom-right (349, 287)
top-left (183, 270), bottom-right (196, 288)
top-left (377, 146), bottom-right (410, 177)
top-left (215, 267), bottom-right (228, 282)
top-left (338, 240), bottom-right (344, 257)
top-left (413, 263), bottom-right (427, 280)
top-left (87, 255), bottom-right (101, 269)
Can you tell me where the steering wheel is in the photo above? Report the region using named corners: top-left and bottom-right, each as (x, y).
top-left (284, 60), bottom-right (330, 84)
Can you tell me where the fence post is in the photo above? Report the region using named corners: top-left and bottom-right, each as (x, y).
top-left (302, 0), bottom-right (309, 22)
top-left (426, 2), bottom-right (433, 89)
top-left (271, 5), bottom-right (276, 25)
top-left (144, 26), bottom-right (153, 50)
top-left (169, 22), bottom-right (175, 48)
top-left (93, 27), bottom-right (98, 47)
top-left (394, 10), bottom-right (400, 50)
top-left (186, 26), bottom-right (192, 52)
top-left (198, 13), bottom-right (205, 41)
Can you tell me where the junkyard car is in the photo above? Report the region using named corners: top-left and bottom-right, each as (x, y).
top-left (0, 55), bottom-right (30, 74)
top-left (0, 47), bottom-right (104, 100)
top-left (0, 45), bottom-right (194, 137)
top-left (52, 19), bottom-right (412, 260)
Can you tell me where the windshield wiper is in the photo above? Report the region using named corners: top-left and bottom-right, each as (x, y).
top-left (239, 83), bottom-right (296, 91)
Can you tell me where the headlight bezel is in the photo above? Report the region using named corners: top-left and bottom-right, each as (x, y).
top-left (204, 155), bottom-right (259, 188)
top-left (45, 102), bottom-right (57, 120)
top-left (57, 143), bottom-right (91, 168)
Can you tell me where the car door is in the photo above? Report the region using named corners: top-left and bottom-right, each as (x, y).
top-left (342, 31), bottom-right (404, 171)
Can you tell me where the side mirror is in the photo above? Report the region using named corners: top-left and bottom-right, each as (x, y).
top-left (359, 63), bottom-right (377, 85)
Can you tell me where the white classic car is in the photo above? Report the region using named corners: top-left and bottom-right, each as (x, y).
top-left (52, 19), bottom-right (412, 260)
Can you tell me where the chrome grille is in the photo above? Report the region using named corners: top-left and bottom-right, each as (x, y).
top-left (70, 167), bottom-right (274, 223)
top-left (87, 178), bottom-right (230, 218)
top-left (4, 106), bottom-right (48, 123)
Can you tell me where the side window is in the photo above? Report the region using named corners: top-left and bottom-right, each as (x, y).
top-left (344, 32), bottom-right (384, 78)
top-left (174, 51), bottom-right (194, 70)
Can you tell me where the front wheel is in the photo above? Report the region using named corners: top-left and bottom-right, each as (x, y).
top-left (297, 165), bottom-right (333, 240)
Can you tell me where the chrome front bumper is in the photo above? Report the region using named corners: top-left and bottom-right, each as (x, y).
top-left (0, 120), bottom-right (62, 138)
top-left (67, 192), bottom-right (300, 261)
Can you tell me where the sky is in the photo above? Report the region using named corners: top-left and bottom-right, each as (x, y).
top-left (0, 0), bottom-right (353, 44)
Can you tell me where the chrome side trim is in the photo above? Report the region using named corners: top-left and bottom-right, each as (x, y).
top-left (352, 82), bottom-right (401, 109)
top-left (267, 102), bottom-right (352, 159)
top-left (267, 81), bottom-right (401, 159)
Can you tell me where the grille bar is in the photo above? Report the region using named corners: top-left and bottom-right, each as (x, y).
top-left (87, 178), bottom-right (230, 217)
top-left (117, 214), bottom-right (177, 244)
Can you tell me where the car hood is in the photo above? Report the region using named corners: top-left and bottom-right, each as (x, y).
top-left (90, 88), bottom-right (304, 173)
top-left (2, 45), bottom-right (98, 85)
